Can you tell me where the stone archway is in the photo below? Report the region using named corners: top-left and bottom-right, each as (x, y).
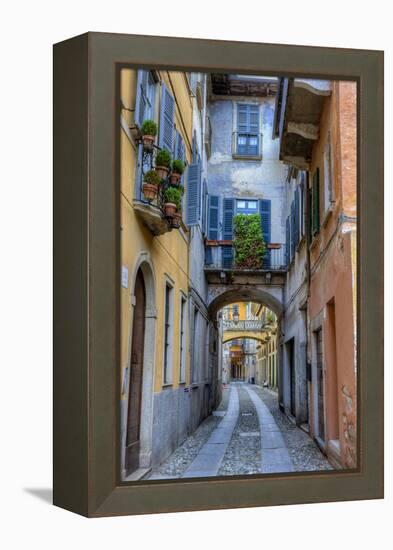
top-left (121, 252), bottom-right (157, 479)
top-left (208, 285), bottom-right (283, 318)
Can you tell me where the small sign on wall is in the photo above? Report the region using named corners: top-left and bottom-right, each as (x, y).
top-left (121, 265), bottom-right (129, 288)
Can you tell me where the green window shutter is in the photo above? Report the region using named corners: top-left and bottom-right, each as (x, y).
top-left (207, 195), bottom-right (219, 240)
top-left (294, 187), bottom-right (300, 245)
top-left (312, 168), bottom-right (320, 235)
top-left (186, 162), bottom-right (201, 226)
top-left (223, 198), bottom-right (235, 240)
top-left (159, 84), bottom-right (175, 152)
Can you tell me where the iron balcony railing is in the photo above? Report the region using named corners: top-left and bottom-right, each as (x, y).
top-left (205, 243), bottom-right (287, 271)
top-left (223, 320), bottom-right (267, 331)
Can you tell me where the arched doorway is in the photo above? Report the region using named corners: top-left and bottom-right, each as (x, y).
top-left (122, 255), bottom-right (157, 480)
top-left (125, 268), bottom-right (146, 475)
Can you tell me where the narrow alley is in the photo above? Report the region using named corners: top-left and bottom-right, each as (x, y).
top-left (147, 383), bottom-right (331, 480)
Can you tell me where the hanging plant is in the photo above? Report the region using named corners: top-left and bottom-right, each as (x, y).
top-left (140, 119), bottom-right (157, 151)
top-left (155, 148), bottom-right (172, 179)
top-left (233, 213), bottom-right (266, 269)
top-left (142, 169), bottom-right (161, 201)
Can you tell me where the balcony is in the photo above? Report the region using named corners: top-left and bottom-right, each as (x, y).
top-left (232, 131), bottom-right (263, 160)
top-left (223, 320), bottom-right (267, 331)
top-left (205, 242), bottom-right (287, 285)
top-left (273, 78), bottom-right (331, 170)
top-left (133, 144), bottom-right (184, 236)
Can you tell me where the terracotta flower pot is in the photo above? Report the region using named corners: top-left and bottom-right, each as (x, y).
top-left (164, 202), bottom-right (177, 217)
top-left (169, 172), bottom-right (181, 185)
top-left (142, 182), bottom-right (158, 201)
top-left (142, 135), bottom-right (155, 151)
top-left (155, 165), bottom-right (169, 179)
top-left (170, 212), bottom-right (182, 229)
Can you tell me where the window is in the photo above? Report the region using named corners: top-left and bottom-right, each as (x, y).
top-left (179, 296), bottom-right (187, 383)
top-left (236, 199), bottom-right (258, 214)
top-left (191, 307), bottom-right (199, 383)
top-left (163, 283), bottom-right (174, 385)
top-left (235, 104), bottom-right (261, 157)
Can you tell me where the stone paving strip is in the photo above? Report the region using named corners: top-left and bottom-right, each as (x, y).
top-left (249, 385), bottom-right (333, 472)
top-left (181, 385), bottom-right (239, 478)
top-left (218, 384), bottom-right (261, 476)
top-left (244, 385), bottom-right (294, 474)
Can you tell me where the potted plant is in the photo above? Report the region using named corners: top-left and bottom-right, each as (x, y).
top-left (140, 119), bottom-right (158, 151)
top-left (142, 169), bottom-right (161, 201)
top-left (155, 149), bottom-right (172, 179)
top-left (163, 186), bottom-right (182, 219)
top-left (170, 159), bottom-right (185, 185)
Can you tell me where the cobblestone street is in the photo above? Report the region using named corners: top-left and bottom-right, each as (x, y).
top-left (147, 382), bottom-right (332, 480)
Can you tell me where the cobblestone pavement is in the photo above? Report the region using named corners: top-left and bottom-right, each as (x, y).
top-left (146, 414), bottom-right (221, 479)
top-left (249, 385), bottom-right (333, 472)
top-left (218, 383), bottom-right (261, 476)
top-left (146, 382), bottom-right (332, 480)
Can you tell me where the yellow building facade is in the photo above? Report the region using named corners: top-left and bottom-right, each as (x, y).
top-left (119, 69), bottom-right (196, 479)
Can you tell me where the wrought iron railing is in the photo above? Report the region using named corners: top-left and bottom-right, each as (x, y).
top-left (205, 243), bottom-right (287, 271)
top-left (223, 320), bottom-right (267, 331)
top-left (137, 143), bottom-right (169, 214)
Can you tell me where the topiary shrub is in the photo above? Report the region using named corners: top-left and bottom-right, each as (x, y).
top-left (155, 148), bottom-right (172, 168)
top-left (143, 169), bottom-right (161, 185)
top-left (164, 187), bottom-right (182, 211)
top-left (141, 119), bottom-right (158, 136)
top-left (172, 159), bottom-right (185, 175)
top-left (233, 213), bottom-right (266, 269)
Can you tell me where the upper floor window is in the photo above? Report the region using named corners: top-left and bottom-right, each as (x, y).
top-left (234, 104), bottom-right (261, 158)
top-left (236, 199), bottom-right (258, 214)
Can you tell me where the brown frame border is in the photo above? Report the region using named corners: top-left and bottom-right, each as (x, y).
top-left (53, 32), bottom-right (383, 517)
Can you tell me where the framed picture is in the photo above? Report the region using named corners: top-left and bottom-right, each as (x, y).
top-left (53, 32), bottom-right (383, 517)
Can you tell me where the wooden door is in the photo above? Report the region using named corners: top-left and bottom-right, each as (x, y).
top-left (125, 270), bottom-right (146, 476)
top-left (316, 329), bottom-right (325, 441)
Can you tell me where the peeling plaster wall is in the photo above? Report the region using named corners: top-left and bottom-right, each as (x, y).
top-left (207, 97), bottom-right (287, 244)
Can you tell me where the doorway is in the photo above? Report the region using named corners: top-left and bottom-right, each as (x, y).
top-left (288, 338), bottom-right (296, 417)
top-left (125, 268), bottom-right (146, 476)
top-left (315, 328), bottom-right (325, 442)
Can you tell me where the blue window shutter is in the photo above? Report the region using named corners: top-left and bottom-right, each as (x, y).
top-left (207, 195), bottom-right (219, 240)
top-left (134, 70), bottom-right (149, 127)
top-left (159, 84), bottom-right (175, 152)
top-left (205, 246), bottom-right (213, 265)
top-left (223, 198), bottom-right (235, 240)
top-left (290, 200), bottom-right (295, 260)
top-left (186, 162), bottom-right (201, 226)
top-left (259, 199), bottom-right (271, 268)
top-left (285, 217), bottom-right (290, 265)
top-left (201, 179), bottom-right (208, 234)
top-left (222, 246), bottom-right (233, 269)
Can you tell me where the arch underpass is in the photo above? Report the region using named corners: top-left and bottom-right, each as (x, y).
top-left (208, 285), bottom-right (283, 319)
top-left (223, 332), bottom-right (267, 344)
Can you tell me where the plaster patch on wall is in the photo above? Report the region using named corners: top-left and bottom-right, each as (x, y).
top-left (209, 151), bottom-right (233, 165)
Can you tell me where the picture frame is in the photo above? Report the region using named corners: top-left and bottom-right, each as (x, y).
top-left (53, 32), bottom-right (383, 517)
